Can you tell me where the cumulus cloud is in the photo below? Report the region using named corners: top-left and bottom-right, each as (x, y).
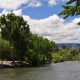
top-left (13, 9), bottom-right (22, 16)
top-left (46, 0), bottom-right (68, 6)
top-left (0, 9), bottom-right (10, 16)
top-left (47, 0), bottom-right (57, 6)
top-left (0, 0), bottom-right (29, 10)
top-left (23, 14), bottom-right (80, 43)
top-left (0, 0), bottom-right (79, 43)
top-left (27, 0), bottom-right (42, 7)
top-left (0, 9), bottom-right (22, 16)
top-left (0, 7), bottom-right (79, 43)
top-left (0, 0), bottom-right (68, 10)
top-left (0, 0), bottom-right (42, 10)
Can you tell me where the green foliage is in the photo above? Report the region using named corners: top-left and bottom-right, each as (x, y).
top-left (0, 37), bottom-right (11, 62)
top-left (0, 13), bottom-right (58, 65)
top-left (0, 13), bottom-right (31, 62)
top-left (52, 53), bottom-right (64, 63)
top-left (26, 34), bottom-right (58, 65)
top-left (59, 0), bottom-right (80, 24)
top-left (0, 13), bottom-right (80, 65)
top-left (52, 47), bottom-right (80, 63)
top-left (75, 53), bottom-right (80, 60)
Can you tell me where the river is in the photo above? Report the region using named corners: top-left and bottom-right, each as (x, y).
top-left (0, 61), bottom-right (80, 80)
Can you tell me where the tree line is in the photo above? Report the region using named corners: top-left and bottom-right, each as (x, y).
top-left (0, 11), bottom-right (80, 66)
top-left (0, 13), bottom-right (58, 65)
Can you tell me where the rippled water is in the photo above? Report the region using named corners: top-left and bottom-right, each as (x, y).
top-left (0, 61), bottom-right (80, 80)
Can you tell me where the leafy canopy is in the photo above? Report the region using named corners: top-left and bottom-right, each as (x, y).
top-left (59, 0), bottom-right (80, 24)
top-left (0, 13), bottom-right (31, 62)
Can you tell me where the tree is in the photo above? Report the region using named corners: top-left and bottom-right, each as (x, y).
top-left (0, 38), bottom-right (11, 64)
top-left (26, 34), bottom-right (58, 65)
top-left (26, 34), bottom-right (45, 65)
top-left (62, 45), bottom-right (66, 49)
top-left (0, 13), bottom-right (31, 63)
top-left (59, 0), bottom-right (80, 24)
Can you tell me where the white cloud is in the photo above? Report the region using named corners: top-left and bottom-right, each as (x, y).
top-left (47, 0), bottom-right (57, 6)
top-left (27, 0), bottom-right (42, 7)
top-left (23, 14), bottom-right (80, 43)
top-left (45, 0), bottom-right (68, 6)
top-left (0, 0), bottom-right (29, 10)
top-left (0, 9), bottom-right (79, 43)
top-left (0, 9), bottom-right (10, 16)
top-left (0, 8), bottom-right (79, 43)
top-left (0, 0), bottom-right (68, 10)
top-left (0, 0), bottom-right (43, 10)
top-left (13, 9), bottom-right (22, 16)
top-left (0, 9), bottom-right (22, 16)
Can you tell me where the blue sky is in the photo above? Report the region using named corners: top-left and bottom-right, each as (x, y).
top-left (0, 0), bottom-right (80, 43)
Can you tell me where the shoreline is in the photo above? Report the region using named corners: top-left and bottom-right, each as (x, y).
top-left (0, 61), bottom-right (52, 68)
top-left (0, 61), bottom-right (31, 68)
top-left (0, 60), bottom-right (80, 68)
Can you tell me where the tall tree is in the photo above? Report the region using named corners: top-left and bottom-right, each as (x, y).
top-left (0, 38), bottom-right (11, 64)
top-left (26, 34), bottom-right (58, 65)
top-left (0, 13), bottom-right (31, 62)
top-left (59, 0), bottom-right (80, 24)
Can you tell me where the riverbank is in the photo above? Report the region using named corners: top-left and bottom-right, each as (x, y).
top-left (0, 61), bottom-right (31, 68)
top-left (0, 61), bottom-right (80, 80)
top-left (0, 60), bottom-right (52, 68)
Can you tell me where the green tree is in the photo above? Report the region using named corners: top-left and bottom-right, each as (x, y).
top-left (0, 13), bottom-right (31, 63)
top-left (26, 34), bottom-right (45, 65)
top-left (59, 0), bottom-right (80, 24)
top-left (26, 34), bottom-right (58, 65)
top-left (0, 38), bottom-right (11, 64)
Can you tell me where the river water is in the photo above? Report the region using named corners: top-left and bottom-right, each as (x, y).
top-left (0, 61), bottom-right (80, 80)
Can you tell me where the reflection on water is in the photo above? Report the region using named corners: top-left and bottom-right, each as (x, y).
top-left (0, 61), bottom-right (80, 80)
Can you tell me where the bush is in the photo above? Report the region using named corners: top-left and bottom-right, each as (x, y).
top-left (52, 53), bottom-right (64, 63)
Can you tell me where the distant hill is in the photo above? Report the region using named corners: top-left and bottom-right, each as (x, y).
top-left (56, 43), bottom-right (80, 48)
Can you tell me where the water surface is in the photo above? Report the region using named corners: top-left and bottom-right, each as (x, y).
top-left (0, 61), bottom-right (80, 80)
